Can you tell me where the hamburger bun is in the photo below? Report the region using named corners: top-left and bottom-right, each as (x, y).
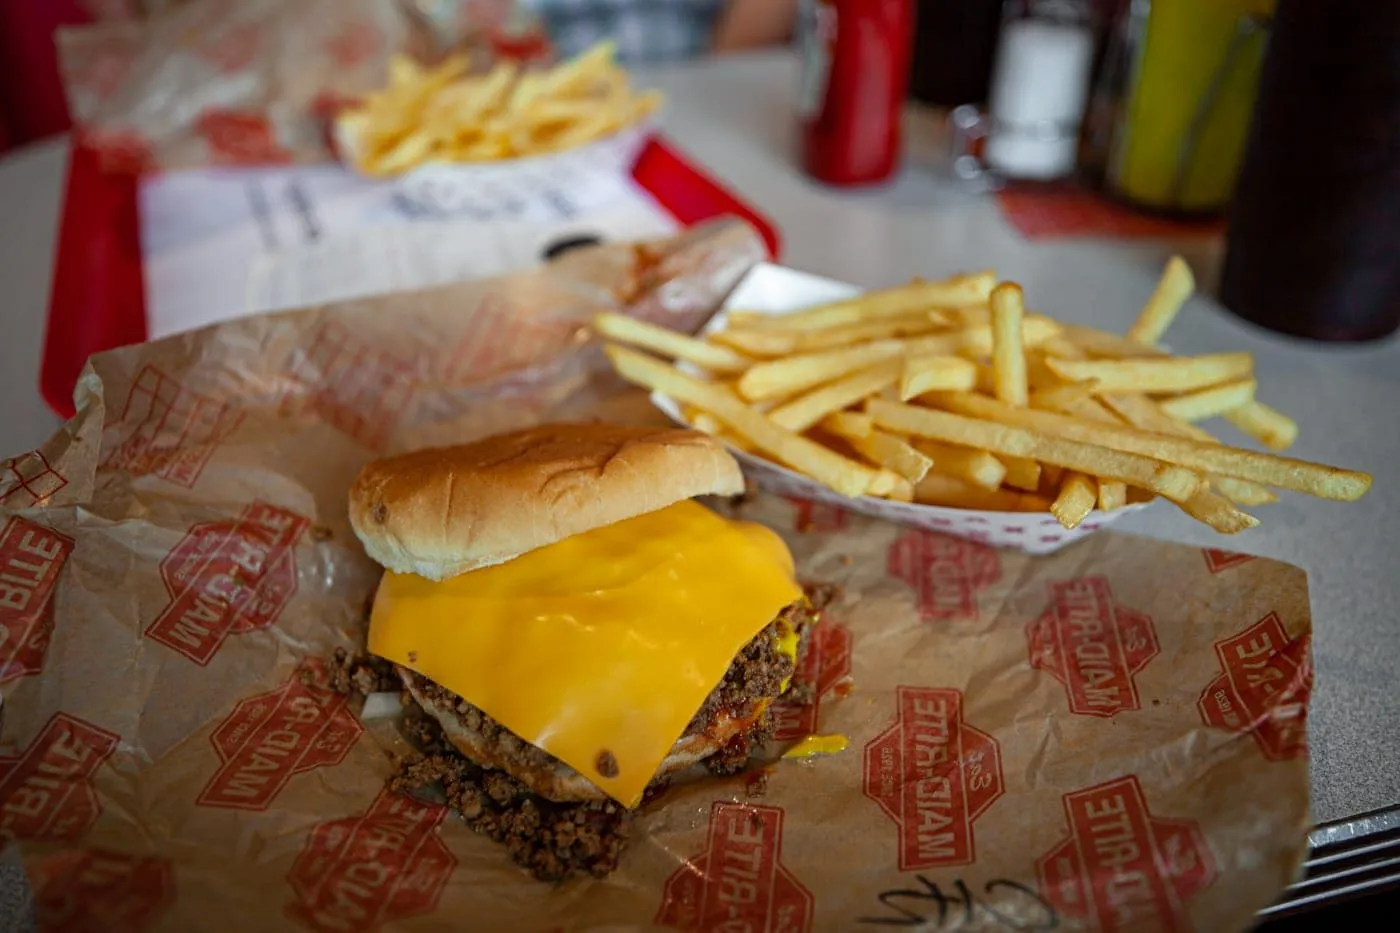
top-left (349, 423), bottom-right (744, 580)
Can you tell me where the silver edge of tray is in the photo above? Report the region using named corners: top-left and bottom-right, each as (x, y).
top-left (1260, 805), bottom-right (1400, 918)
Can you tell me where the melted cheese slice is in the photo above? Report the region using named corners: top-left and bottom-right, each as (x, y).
top-left (369, 500), bottom-right (802, 807)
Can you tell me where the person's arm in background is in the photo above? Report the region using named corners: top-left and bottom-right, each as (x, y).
top-left (712, 0), bottom-right (798, 53)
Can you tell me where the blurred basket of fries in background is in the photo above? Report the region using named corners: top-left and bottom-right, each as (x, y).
top-left (335, 40), bottom-right (661, 177)
top-left (597, 258), bottom-right (1372, 554)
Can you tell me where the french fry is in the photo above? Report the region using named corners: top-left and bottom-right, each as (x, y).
top-left (708, 328), bottom-right (797, 358)
top-left (1051, 473), bottom-right (1098, 529)
top-left (687, 409), bottom-right (755, 453)
top-left (1057, 323), bottom-right (1170, 359)
top-left (1043, 352), bottom-right (1253, 394)
top-left (867, 399), bottom-right (1205, 502)
top-left (1001, 456), bottom-right (1042, 492)
top-left (915, 474), bottom-right (1053, 512)
top-left (605, 345), bottom-right (878, 497)
top-left (792, 313), bottom-right (950, 351)
top-left (846, 430), bottom-right (935, 484)
top-left (1126, 256), bottom-right (1195, 345)
top-left (1097, 394), bottom-right (1278, 505)
top-left (912, 441), bottom-right (1008, 490)
top-left (1028, 380), bottom-right (1102, 413)
top-left (900, 355), bottom-right (979, 400)
top-left (990, 283), bottom-right (1029, 406)
top-left (742, 272), bottom-right (996, 332)
top-left (1098, 479), bottom-right (1128, 511)
top-left (1178, 490), bottom-right (1260, 534)
top-left (738, 341), bottom-right (905, 401)
top-left (1225, 400), bottom-right (1299, 451)
top-left (593, 313), bottom-right (751, 373)
top-left (883, 475), bottom-right (916, 503)
top-left (598, 264), bottom-right (1365, 532)
top-left (768, 361), bottom-right (902, 432)
top-left (1158, 378), bottom-right (1257, 421)
top-left (339, 41), bottom-right (658, 173)
top-left (933, 392), bottom-right (1368, 501)
top-left (821, 411), bottom-right (874, 439)
top-left (953, 317), bottom-right (1061, 358)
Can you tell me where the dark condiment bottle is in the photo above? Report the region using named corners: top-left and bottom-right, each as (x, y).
top-left (1220, 0), bottom-right (1400, 342)
top-left (797, 0), bottom-right (915, 187)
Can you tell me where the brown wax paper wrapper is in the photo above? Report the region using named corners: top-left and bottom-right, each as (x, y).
top-left (57, 0), bottom-right (537, 172)
top-left (0, 219), bottom-right (1310, 932)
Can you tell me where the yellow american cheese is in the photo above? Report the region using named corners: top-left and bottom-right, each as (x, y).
top-left (368, 500), bottom-right (802, 807)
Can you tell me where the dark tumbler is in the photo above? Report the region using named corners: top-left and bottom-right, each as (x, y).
top-left (908, 0), bottom-right (1004, 107)
top-left (1220, 0), bottom-right (1400, 342)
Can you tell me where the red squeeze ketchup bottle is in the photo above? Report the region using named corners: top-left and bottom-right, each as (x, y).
top-left (798, 0), bottom-right (915, 186)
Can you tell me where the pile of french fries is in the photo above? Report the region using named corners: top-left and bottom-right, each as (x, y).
top-left (337, 41), bottom-right (661, 176)
top-left (596, 257), bottom-right (1373, 533)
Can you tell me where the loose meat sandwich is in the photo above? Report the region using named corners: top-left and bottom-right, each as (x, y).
top-left (347, 423), bottom-right (821, 879)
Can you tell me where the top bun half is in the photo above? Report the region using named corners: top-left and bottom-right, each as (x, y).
top-left (348, 423), bottom-right (745, 580)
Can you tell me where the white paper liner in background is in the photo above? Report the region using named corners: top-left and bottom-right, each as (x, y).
top-left (650, 263), bottom-right (1150, 554)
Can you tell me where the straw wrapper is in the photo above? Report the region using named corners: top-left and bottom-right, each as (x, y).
top-left (1, 222), bottom-right (1310, 932)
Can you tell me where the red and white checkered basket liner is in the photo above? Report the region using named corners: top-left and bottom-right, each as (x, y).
top-left (650, 264), bottom-right (1149, 555)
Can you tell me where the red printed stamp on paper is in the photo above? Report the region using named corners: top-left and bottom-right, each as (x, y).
top-left (1197, 612), bottom-right (1311, 761)
top-left (1037, 775), bottom-right (1217, 933)
top-left (31, 848), bottom-right (175, 933)
top-left (0, 517), bottom-right (73, 684)
top-left (863, 687), bottom-right (1005, 870)
top-left (100, 365), bottom-right (246, 489)
top-left (1, 450), bottom-right (68, 507)
top-left (657, 802), bottom-right (814, 933)
top-left (887, 530), bottom-right (1002, 622)
top-left (1028, 578), bottom-right (1159, 718)
top-left (280, 323), bottom-right (422, 451)
top-left (0, 713), bottom-right (120, 843)
top-left (286, 789), bottom-right (456, 933)
top-left (197, 661), bottom-right (363, 810)
top-left (146, 501), bottom-right (309, 665)
top-left (1202, 549), bottom-right (1255, 574)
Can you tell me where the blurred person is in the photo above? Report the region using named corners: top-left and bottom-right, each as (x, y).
top-left (525, 0), bottom-right (797, 63)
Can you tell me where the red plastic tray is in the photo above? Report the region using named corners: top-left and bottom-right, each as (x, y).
top-left (40, 138), bottom-right (781, 419)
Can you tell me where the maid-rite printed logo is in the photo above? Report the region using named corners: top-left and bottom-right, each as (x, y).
top-left (279, 322), bottom-right (422, 452)
top-left (286, 789), bottom-right (456, 933)
top-left (197, 661), bottom-right (363, 810)
top-left (1203, 549), bottom-right (1255, 574)
top-left (770, 620), bottom-right (852, 742)
top-left (0, 713), bottom-right (120, 844)
top-left (1037, 775), bottom-right (1217, 933)
top-left (31, 847), bottom-right (175, 933)
top-left (0, 517), bottom-right (74, 684)
top-left (146, 502), bottom-right (310, 666)
top-left (657, 802), bottom-right (814, 933)
top-left (786, 496), bottom-right (849, 534)
top-left (1197, 612), bottom-right (1311, 762)
top-left (887, 529), bottom-right (1002, 622)
top-left (1027, 578), bottom-right (1160, 718)
top-left (863, 687), bottom-right (1004, 870)
top-left (99, 365), bottom-right (247, 489)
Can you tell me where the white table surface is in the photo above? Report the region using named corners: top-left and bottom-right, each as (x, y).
top-left (1, 49), bottom-right (1396, 846)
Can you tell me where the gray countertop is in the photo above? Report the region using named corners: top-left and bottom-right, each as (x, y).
top-left (0, 51), bottom-right (1394, 898)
